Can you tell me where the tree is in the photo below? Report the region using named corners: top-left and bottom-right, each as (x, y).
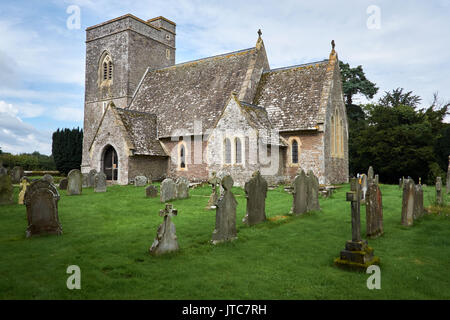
top-left (378, 87), bottom-right (421, 108)
top-left (52, 128), bottom-right (83, 174)
top-left (339, 61), bottom-right (378, 105)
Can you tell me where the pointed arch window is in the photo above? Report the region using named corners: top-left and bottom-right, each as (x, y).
top-left (180, 144), bottom-right (186, 169)
top-left (224, 138), bottom-right (232, 164)
top-left (100, 54), bottom-right (113, 84)
top-left (292, 140), bottom-right (299, 164)
top-left (235, 138), bottom-right (242, 164)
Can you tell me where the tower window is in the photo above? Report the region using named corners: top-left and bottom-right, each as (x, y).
top-left (100, 54), bottom-right (113, 84)
top-left (108, 61), bottom-right (113, 80)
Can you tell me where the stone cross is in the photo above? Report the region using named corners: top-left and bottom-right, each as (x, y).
top-left (346, 178), bottom-right (361, 242)
top-left (436, 177), bottom-right (442, 206)
top-left (206, 172), bottom-right (221, 209)
top-left (211, 175), bottom-right (237, 244)
top-left (18, 177), bottom-right (30, 205)
top-left (149, 203), bottom-right (179, 255)
top-left (242, 171), bottom-right (268, 226)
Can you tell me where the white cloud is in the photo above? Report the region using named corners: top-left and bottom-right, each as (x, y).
top-left (53, 106), bottom-right (84, 121)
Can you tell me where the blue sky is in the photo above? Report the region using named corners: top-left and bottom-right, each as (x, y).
top-left (0, 0), bottom-right (449, 155)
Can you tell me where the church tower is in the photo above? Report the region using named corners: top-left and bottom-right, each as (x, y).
top-left (81, 15), bottom-right (176, 173)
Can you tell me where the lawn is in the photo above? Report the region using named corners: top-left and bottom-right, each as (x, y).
top-left (0, 182), bottom-right (449, 300)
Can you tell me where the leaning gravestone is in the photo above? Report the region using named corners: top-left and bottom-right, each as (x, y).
top-left (160, 178), bottom-right (177, 203)
top-left (292, 169), bottom-right (308, 215)
top-left (146, 185), bottom-right (158, 198)
top-left (67, 169), bottom-right (82, 195)
top-left (18, 177), bottom-right (31, 205)
top-left (401, 179), bottom-right (415, 226)
top-left (243, 171), bottom-right (268, 226)
top-left (88, 169), bottom-right (97, 187)
top-left (413, 184), bottom-right (424, 219)
top-left (11, 166), bottom-right (24, 184)
top-left (94, 172), bottom-right (107, 193)
top-left (42, 174), bottom-right (54, 184)
top-left (0, 170), bottom-right (14, 205)
top-left (436, 177), bottom-right (442, 206)
top-left (212, 175), bottom-right (237, 244)
top-left (175, 177), bottom-right (189, 199)
top-left (24, 180), bottom-right (62, 237)
top-left (307, 170), bottom-right (320, 212)
top-left (135, 175), bottom-right (148, 187)
top-left (149, 203), bottom-right (179, 255)
top-left (365, 182), bottom-right (383, 238)
top-left (59, 178), bottom-right (68, 190)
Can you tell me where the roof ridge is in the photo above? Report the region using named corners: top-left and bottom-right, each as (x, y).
top-left (116, 107), bottom-right (156, 116)
top-left (265, 60), bottom-right (329, 73)
top-left (240, 101), bottom-right (265, 110)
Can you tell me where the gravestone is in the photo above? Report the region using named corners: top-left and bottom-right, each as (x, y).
top-left (59, 178), bottom-right (68, 190)
top-left (135, 175), bottom-right (148, 187)
top-left (307, 170), bottom-right (320, 212)
top-left (0, 170), bottom-right (14, 205)
top-left (176, 177), bottom-right (189, 199)
top-left (436, 177), bottom-right (442, 206)
top-left (399, 178), bottom-right (402, 189)
top-left (42, 174), bottom-right (54, 184)
top-left (160, 178), bottom-right (177, 203)
top-left (146, 185), bottom-right (158, 198)
top-left (94, 172), bottom-right (107, 193)
top-left (368, 166), bottom-right (374, 184)
top-left (82, 173), bottom-right (89, 188)
top-left (211, 175), bottom-right (237, 244)
top-left (447, 155), bottom-right (450, 194)
top-left (11, 166), bottom-right (24, 184)
top-left (67, 169), bottom-right (82, 195)
top-left (401, 179), bottom-right (415, 226)
top-left (24, 180), bottom-right (62, 237)
top-left (18, 177), bottom-right (31, 205)
top-left (334, 178), bottom-right (380, 271)
top-left (206, 172), bottom-right (221, 209)
top-left (365, 182), bottom-right (383, 238)
top-left (360, 174), bottom-right (368, 202)
top-left (413, 184), bottom-right (424, 219)
top-left (292, 169), bottom-right (308, 215)
top-left (242, 171), bottom-right (268, 226)
top-left (375, 174), bottom-right (379, 185)
top-left (149, 204), bottom-right (179, 255)
top-left (88, 169), bottom-right (97, 187)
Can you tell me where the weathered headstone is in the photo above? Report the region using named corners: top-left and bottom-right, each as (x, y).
top-left (176, 177), bottom-right (189, 199)
top-left (401, 179), bottom-right (415, 226)
top-left (242, 171), bottom-right (267, 226)
top-left (413, 184), bottom-right (424, 219)
top-left (88, 169), bottom-right (97, 187)
top-left (24, 180), bottom-right (62, 237)
top-left (0, 170), bottom-right (14, 205)
top-left (374, 174), bottom-right (379, 185)
top-left (334, 178), bottom-right (380, 271)
top-left (436, 177), bottom-right (442, 206)
top-left (206, 172), bottom-right (221, 209)
top-left (82, 173), bottom-right (89, 188)
top-left (18, 177), bottom-right (31, 205)
top-left (134, 175), bottom-right (148, 187)
top-left (67, 169), bottom-right (82, 195)
top-left (292, 169), bottom-right (308, 215)
top-left (94, 172), bottom-right (107, 193)
top-left (365, 182), bottom-right (383, 238)
top-left (368, 166), bottom-right (374, 184)
top-left (149, 203), bottom-right (179, 255)
top-left (211, 175), bottom-right (237, 244)
top-left (160, 178), bottom-right (177, 203)
top-left (307, 170), bottom-right (320, 212)
top-left (42, 174), bottom-right (54, 184)
top-left (59, 178), bottom-right (68, 190)
top-left (399, 178), bottom-right (402, 189)
top-left (360, 174), bottom-right (368, 202)
top-left (146, 185), bottom-right (158, 198)
top-left (10, 166), bottom-right (24, 184)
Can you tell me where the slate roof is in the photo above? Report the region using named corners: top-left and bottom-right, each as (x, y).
top-left (253, 60), bottom-right (330, 131)
top-left (129, 47), bottom-right (257, 138)
top-left (115, 108), bottom-right (167, 156)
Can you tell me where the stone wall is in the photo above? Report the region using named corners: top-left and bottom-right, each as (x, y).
top-left (128, 156), bottom-right (168, 182)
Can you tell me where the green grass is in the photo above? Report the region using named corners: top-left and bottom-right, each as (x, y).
top-left (0, 183), bottom-right (449, 300)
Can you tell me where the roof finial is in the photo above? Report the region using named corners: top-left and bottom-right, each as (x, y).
top-left (331, 40), bottom-right (335, 51)
top-left (257, 29), bottom-right (262, 38)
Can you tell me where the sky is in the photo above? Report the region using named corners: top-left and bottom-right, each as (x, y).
top-left (0, 0), bottom-right (449, 155)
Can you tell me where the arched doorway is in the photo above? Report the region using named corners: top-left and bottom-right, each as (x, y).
top-left (103, 145), bottom-right (118, 181)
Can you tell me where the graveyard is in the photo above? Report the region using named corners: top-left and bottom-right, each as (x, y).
top-left (0, 178), bottom-right (449, 300)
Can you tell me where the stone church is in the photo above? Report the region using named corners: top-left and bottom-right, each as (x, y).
top-left (81, 14), bottom-right (349, 186)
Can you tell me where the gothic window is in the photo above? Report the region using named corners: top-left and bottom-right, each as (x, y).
top-left (235, 138), bottom-right (242, 164)
top-left (179, 143), bottom-right (186, 169)
top-left (291, 140), bottom-right (299, 164)
top-left (108, 61), bottom-right (113, 80)
top-left (100, 54), bottom-right (112, 84)
top-left (224, 138), bottom-right (231, 164)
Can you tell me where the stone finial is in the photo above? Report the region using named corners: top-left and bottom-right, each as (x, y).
top-left (257, 29), bottom-right (262, 38)
top-left (331, 40), bottom-right (335, 51)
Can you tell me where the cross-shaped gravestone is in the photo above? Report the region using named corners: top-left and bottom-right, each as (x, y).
top-left (149, 203), bottom-right (179, 255)
top-left (206, 172), bottom-right (221, 209)
top-left (346, 178), bottom-right (361, 242)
